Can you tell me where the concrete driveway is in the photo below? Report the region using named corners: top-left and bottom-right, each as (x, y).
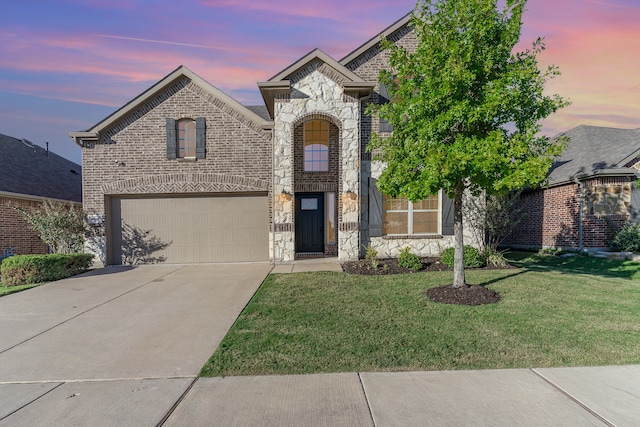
top-left (0, 263), bottom-right (272, 425)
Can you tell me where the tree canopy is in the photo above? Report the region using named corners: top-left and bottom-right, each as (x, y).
top-left (367, 0), bottom-right (569, 287)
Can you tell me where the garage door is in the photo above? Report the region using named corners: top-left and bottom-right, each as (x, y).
top-left (110, 195), bottom-right (269, 264)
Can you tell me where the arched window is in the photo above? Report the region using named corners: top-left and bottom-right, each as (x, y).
top-left (303, 120), bottom-right (329, 172)
top-left (177, 118), bottom-right (196, 158)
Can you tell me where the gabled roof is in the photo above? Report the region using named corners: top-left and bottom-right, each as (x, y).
top-left (340, 12), bottom-right (412, 66)
top-left (548, 125), bottom-right (640, 185)
top-left (69, 66), bottom-right (273, 146)
top-left (258, 49), bottom-right (375, 118)
top-left (0, 133), bottom-right (82, 202)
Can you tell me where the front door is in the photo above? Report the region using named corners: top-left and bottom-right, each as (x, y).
top-left (295, 193), bottom-right (324, 253)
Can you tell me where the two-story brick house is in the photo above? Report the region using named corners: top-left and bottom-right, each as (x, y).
top-left (70, 13), bottom-right (476, 265)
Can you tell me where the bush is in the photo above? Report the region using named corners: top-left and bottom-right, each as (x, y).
top-left (608, 222), bottom-right (640, 252)
top-left (398, 247), bottom-right (422, 270)
top-left (484, 247), bottom-right (510, 267)
top-left (441, 246), bottom-right (486, 268)
top-left (0, 253), bottom-right (93, 287)
top-left (363, 244), bottom-right (379, 270)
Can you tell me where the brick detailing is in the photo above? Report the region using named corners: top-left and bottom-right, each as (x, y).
top-left (295, 183), bottom-right (338, 192)
top-left (102, 173), bottom-right (270, 195)
top-left (271, 223), bottom-right (293, 232)
top-left (0, 197), bottom-right (49, 256)
top-left (339, 222), bottom-right (359, 232)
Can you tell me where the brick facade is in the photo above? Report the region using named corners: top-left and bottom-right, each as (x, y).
top-left (81, 78), bottom-right (273, 262)
top-left (76, 15), bottom-right (483, 264)
top-left (0, 196), bottom-right (50, 258)
top-left (504, 176), bottom-right (634, 250)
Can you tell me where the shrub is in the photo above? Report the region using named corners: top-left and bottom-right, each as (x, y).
top-left (363, 244), bottom-right (379, 270)
top-left (608, 222), bottom-right (640, 252)
top-left (398, 247), bottom-right (422, 270)
top-left (441, 246), bottom-right (486, 268)
top-left (0, 253), bottom-right (93, 287)
top-left (484, 247), bottom-right (510, 267)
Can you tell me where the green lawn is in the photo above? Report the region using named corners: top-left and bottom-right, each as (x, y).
top-left (200, 252), bottom-right (640, 377)
top-left (0, 283), bottom-right (42, 297)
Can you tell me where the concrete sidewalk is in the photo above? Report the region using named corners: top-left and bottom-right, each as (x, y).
top-left (164, 365), bottom-right (640, 426)
top-left (271, 257), bottom-right (343, 273)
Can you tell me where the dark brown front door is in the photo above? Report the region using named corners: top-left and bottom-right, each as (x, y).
top-left (295, 193), bottom-right (324, 253)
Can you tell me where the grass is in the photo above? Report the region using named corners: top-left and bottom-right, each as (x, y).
top-left (0, 282), bottom-right (42, 297)
top-left (200, 252), bottom-right (640, 377)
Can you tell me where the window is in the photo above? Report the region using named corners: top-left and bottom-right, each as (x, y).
top-left (303, 120), bottom-right (329, 172)
top-left (383, 194), bottom-right (439, 235)
top-left (326, 192), bottom-right (336, 244)
top-left (166, 117), bottom-right (206, 160)
top-left (177, 119), bottom-right (196, 158)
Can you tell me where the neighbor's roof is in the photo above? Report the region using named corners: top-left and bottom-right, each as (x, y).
top-left (0, 133), bottom-right (82, 202)
top-left (548, 125), bottom-right (640, 185)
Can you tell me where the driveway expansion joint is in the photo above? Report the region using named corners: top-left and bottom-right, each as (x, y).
top-left (357, 372), bottom-right (377, 427)
top-left (530, 368), bottom-right (615, 427)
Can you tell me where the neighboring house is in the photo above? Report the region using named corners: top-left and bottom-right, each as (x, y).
top-left (70, 13), bottom-right (478, 266)
top-left (0, 133), bottom-right (82, 258)
top-left (504, 125), bottom-right (640, 251)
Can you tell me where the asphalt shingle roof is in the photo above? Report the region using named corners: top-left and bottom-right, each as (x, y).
top-left (548, 125), bottom-right (640, 185)
top-left (246, 105), bottom-right (271, 121)
top-left (0, 133), bottom-right (82, 202)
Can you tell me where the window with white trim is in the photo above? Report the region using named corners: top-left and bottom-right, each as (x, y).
top-left (383, 194), bottom-right (439, 235)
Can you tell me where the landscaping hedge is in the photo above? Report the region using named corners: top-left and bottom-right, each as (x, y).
top-left (0, 253), bottom-right (94, 287)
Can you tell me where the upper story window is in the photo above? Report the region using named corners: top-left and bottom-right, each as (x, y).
top-left (303, 120), bottom-right (329, 172)
top-left (177, 119), bottom-right (196, 158)
top-left (166, 117), bottom-right (206, 160)
top-left (383, 194), bottom-right (439, 235)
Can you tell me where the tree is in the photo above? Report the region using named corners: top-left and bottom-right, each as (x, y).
top-left (15, 200), bottom-right (85, 254)
top-left (367, 0), bottom-right (569, 288)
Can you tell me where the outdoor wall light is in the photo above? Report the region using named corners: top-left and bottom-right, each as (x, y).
top-left (344, 190), bottom-right (358, 201)
top-left (280, 189), bottom-right (293, 202)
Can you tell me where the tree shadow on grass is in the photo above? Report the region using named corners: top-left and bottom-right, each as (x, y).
top-left (476, 269), bottom-right (529, 287)
top-left (507, 253), bottom-right (640, 281)
top-left (120, 223), bottom-right (172, 265)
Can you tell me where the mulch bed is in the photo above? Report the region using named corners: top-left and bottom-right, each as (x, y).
top-left (426, 285), bottom-right (501, 306)
top-left (341, 257), bottom-right (508, 306)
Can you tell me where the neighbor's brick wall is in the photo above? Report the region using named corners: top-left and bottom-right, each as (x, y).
top-left (82, 78), bottom-right (273, 219)
top-left (504, 177), bottom-right (633, 250)
top-left (0, 196), bottom-right (49, 256)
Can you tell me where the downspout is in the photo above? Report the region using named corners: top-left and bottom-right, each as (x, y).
top-left (271, 125), bottom-right (276, 266)
top-left (574, 178), bottom-right (584, 251)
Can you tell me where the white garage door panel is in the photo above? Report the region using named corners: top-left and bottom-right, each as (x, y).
top-left (111, 195), bottom-right (268, 264)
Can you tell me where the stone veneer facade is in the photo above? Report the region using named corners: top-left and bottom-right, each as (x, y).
top-left (272, 60), bottom-right (361, 261)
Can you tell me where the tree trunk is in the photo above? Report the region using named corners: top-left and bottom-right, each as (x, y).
top-left (452, 185), bottom-right (468, 289)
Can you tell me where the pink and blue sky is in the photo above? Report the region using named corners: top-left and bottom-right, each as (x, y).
top-left (1, 0), bottom-right (638, 164)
